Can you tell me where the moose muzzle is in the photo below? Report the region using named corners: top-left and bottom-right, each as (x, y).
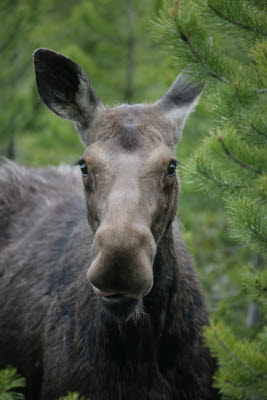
top-left (87, 222), bottom-right (156, 300)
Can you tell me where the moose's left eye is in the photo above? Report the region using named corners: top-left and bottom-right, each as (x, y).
top-left (166, 161), bottom-right (177, 177)
top-left (79, 160), bottom-right (88, 176)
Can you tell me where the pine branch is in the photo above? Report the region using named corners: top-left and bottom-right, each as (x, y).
top-left (250, 225), bottom-right (267, 243)
top-left (242, 268), bottom-right (267, 307)
top-left (0, 368), bottom-right (25, 400)
top-left (217, 136), bottom-right (266, 175)
top-left (195, 156), bottom-right (246, 190)
top-left (234, 82), bottom-right (243, 104)
top-left (248, 122), bottom-right (267, 138)
top-left (169, 0), bottom-right (231, 84)
top-left (207, 1), bottom-right (267, 36)
top-left (176, 23), bottom-right (230, 84)
top-left (212, 326), bottom-right (267, 379)
top-left (171, 2), bottom-right (259, 108)
top-left (225, 195), bottom-right (267, 254)
top-left (225, 379), bottom-right (253, 389)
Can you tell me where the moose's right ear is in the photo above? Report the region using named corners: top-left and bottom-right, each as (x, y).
top-left (33, 48), bottom-right (103, 127)
top-left (157, 74), bottom-right (203, 144)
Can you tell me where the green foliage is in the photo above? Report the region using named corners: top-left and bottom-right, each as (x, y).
top-left (0, 368), bottom-right (25, 400)
top-left (183, 127), bottom-right (267, 255)
top-left (59, 393), bottom-right (86, 400)
top-left (206, 264), bottom-right (267, 398)
top-left (199, 0), bottom-right (267, 45)
top-left (158, 0), bottom-right (267, 398)
top-left (158, 0), bottom-right (267, 255)
top-left (205, 321), bottom-right (267, 400)
top-left (242, 267), bottom-right (267, 309)
top-left (0, 371), bottom-right (87, 400)
top-left (225, 195), bottom-right (267, 256)
top-left (0, 0), bottom-right (168, 165)
top-left (204, 264), bottom-right (267, 399)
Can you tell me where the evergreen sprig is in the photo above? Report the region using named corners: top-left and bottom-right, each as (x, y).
top-left (225, 194), bottom-right (267, 256)
top-left (241, 267), bottom-right (267, 308)
top-left (200, 0), bottom-right (267, 42)
top-left (205, 322), bottom-right (267, 400)
top-left (154, 0), bottom-right (236, 85)
top-left (59, 393), bottom-right (86, 400)
top-left (183, 153), bottom-right (247, 197)
top-left (0, 368), bottom-right (25, 400)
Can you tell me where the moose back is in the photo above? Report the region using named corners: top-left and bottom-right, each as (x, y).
top-left (0, 49), bottom-right (219, 400)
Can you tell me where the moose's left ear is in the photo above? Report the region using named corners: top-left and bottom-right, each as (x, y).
top-left (157, 74), bottom-right (203, 143)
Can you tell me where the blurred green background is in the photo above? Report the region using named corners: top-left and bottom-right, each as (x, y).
top-left (0, 0), bottom-right (250, 316)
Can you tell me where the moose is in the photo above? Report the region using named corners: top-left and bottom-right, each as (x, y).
top-left (0, 49), bottom-right (219, 400)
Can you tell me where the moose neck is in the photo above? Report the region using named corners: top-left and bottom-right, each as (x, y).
top-left (87, 223), bottom-right (180, 360)
top-left (114, 223), bottom-right (180, 336)
top-left (101, 224), bottom-right (181, 365)
top-left (143, 223), bottom-right (180, 330)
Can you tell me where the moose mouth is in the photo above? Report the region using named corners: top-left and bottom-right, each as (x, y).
top-left (101, 293), bottom-right (125, 303)
top-left (92, 285), bottom-right (141, 319)
top-left (92, 286), bottom-right (117, 298)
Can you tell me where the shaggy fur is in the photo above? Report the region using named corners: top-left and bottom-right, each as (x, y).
top-left (0, 49), bottom-right (220, 400)
top-left (0, 161), bottom-right (219, 400)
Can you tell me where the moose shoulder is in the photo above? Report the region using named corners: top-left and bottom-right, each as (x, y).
top-left (0, 49), bottom-right (219, 400)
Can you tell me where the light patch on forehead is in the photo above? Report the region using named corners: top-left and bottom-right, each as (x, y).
top-left (107, 155), bottom-right (141, 218)
top-left (82, 138), bottom-right (174, 179)
top-left (81, 142), bottom-right (111, 167)
top-left (146, 143), bottom-right (176, 166)
top-left (113, 153), bottom-right (141, 171)
top-left (82, 139), bottom-right (142, 167)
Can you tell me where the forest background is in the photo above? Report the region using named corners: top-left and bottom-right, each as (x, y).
top-left (0, 0), bottom-right (266, 399)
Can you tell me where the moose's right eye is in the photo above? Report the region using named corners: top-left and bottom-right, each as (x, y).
top-left (79, 161), bottom-right (88, 176)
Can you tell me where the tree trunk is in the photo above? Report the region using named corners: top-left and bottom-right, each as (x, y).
top-left (6, 134), bottom-right (16, 160)
top-left (124, 0), bottom-right (135, 104)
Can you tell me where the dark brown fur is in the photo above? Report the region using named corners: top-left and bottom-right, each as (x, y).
top-left (0, 49), bottom-right (220, 400)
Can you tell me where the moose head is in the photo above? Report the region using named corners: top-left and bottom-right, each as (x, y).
top-left (33, 48), bottom-right (201, 318)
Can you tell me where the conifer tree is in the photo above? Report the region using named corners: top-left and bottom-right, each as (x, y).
top-left (156, 0), bottom-right (267, 398)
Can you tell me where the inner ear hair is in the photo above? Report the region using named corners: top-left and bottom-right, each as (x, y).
top-left (157, 74), bottom-right (203, 143)
top-left (158, 74), bottom-right (203, 112)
